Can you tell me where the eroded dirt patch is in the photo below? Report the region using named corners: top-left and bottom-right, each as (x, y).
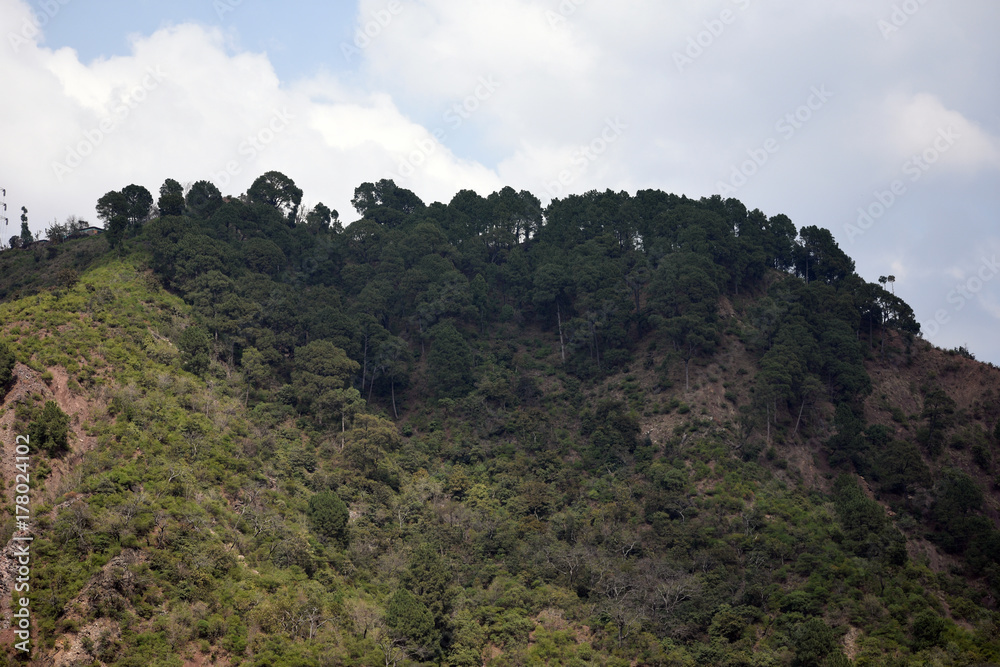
top-left (0, 363), bottom-right (106, 638)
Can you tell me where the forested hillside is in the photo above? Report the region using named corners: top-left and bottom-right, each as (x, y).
top-left (0, 172), bottom-right (998, 666)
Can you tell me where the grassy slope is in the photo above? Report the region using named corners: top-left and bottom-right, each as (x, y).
top-left (0, 257), bottom-right (334, 665)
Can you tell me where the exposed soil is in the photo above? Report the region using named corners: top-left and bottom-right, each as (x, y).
top-left (39, 365), bottom-right (104, 504)
top-left (0, 362), bottom-right (106, 653)
top-left (864, 334), bottom-right (1000, 519)
top-left (842, 625), bottom-right (861, 661)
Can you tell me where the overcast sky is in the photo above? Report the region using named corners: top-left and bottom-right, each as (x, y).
top-left (1, 0), bottom-right (998, 363)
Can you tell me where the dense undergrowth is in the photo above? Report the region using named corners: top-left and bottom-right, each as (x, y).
top-left (0, 176), bottom-right (997, 666)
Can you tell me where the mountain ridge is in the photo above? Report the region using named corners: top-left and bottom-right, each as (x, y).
top-left (0, 178), bottom-right (997, 665)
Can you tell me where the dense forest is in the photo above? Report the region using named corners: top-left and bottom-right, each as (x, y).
top-left (0, 171), bottom-right (998, 666)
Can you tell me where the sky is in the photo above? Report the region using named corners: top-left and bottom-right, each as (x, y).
top-left (0, 0), bottom-right (998, 364)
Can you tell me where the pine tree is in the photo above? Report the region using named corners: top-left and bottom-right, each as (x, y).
top-left (307, 491), bottom-right (349, 546)
top-left (19, 206), bottom-right (31, 246)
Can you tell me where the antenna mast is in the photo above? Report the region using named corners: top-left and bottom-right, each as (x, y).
top-left (0, 187), bottom-right (8, 248)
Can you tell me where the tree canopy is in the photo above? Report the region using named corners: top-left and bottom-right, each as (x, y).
top-left (13, 172), bottom-right (984, 666)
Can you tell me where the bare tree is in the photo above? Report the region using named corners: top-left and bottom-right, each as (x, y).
top-left (372, 622), bottom-right (407, 667)
top-left (344, 597), bottom-right (382, 640)
top-left (590, 554), bottom-right (646, 648)
top-left (639, 560), bottom-right (700, 626)
top-left (544, 543), bottom-right (592, 589)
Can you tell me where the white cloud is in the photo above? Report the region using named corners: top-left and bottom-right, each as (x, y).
top-left (881, 92), bottom-right (1000, 172)
top-left (0, 0), bottom-right (502, 234)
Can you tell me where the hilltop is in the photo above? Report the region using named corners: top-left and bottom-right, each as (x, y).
top-left (0, 174), bottom-right (997, 666)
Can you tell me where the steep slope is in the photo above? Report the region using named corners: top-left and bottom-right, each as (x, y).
top-left (0, 260), bottom-right (987, 666)
top-left (0, 180), bottom-right (997, 666)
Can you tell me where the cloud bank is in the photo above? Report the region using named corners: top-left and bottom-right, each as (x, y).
top-left (0, 0), bottom-right (997, 361)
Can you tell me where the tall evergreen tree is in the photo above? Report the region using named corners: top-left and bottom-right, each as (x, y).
top-left (19, 206), bottom-right (31, 246)
top-left (157, 178), bottom-right (185, 216)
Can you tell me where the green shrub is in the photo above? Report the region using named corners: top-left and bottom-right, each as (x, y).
top-left (387, 587), bottom-right (440, 659)
top-left (911, 610), bottom-right (946, 650)
top-left (177, 325), bottom-right (210, 375)
top-left (307, 490), bottom-right (349, 546)
top-left (790, 617), bottom-right (835, 666)
top-left (0, 340), bottom-right (14, 394)
top-left (28, 400), bottom-right (71, 456)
